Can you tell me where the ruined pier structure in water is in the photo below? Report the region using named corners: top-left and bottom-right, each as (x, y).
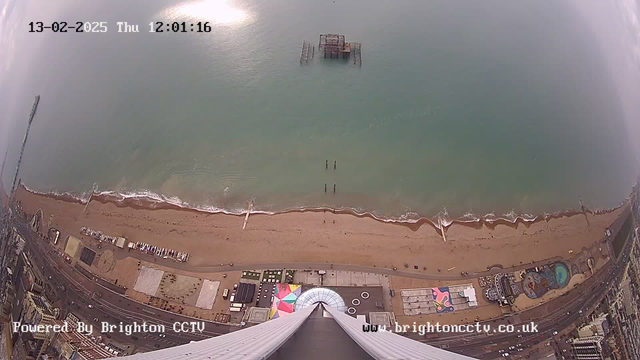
top-left (300, 41), bottom-right (315, 64)
top-left (300, 34), bottom-right (362, 66)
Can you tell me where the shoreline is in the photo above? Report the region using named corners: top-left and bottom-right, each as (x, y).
top-left (12, 181), bottom-right (627, 274)
top-left (18, 182), bottom-right (626, 232)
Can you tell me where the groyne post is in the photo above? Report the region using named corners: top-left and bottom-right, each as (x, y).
top-left (438, 218), bottom-right (447, 242)
top-left (579, 198), bottom-right (591, 230)
top-left (83, 194), bottom-right (93, 214)
top-left (83, 183), bottom-right (98, 214)
top-left (334, 160), bottom-right (336, 170)
top-left (243, 201), bottom-right (253, 230)
top-left (333, 184), bottom-right (336, 194)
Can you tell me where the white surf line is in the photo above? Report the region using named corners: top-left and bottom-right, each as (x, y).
top-left (242, 200), bottom-right (253, 229)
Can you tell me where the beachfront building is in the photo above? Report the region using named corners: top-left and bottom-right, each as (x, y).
top-left (22, 291), bottom-right (55, 326)
top-left (577, 313), bottom-right (609, 338)
top-left (13, 251), bottom-right (43, 295)
top-left (401, 284), bottom-right (478, 315)
top-left (117, 291), bottom-right (475, 360)
top-left (49, 320), bottom-right (114, 359)
top-left (17, 292), bottom-right (56, 359)
top-left (570, 336), bottom-right (605, 360)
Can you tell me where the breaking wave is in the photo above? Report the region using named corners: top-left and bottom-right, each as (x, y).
top-left (18, 182), bottom-right (628, 232)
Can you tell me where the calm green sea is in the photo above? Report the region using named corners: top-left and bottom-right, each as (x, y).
top-left (1, 0), bottom-right (639, 219)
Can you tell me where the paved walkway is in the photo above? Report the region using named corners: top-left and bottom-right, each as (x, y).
top-left (88, 236), bottom-right (568, 281)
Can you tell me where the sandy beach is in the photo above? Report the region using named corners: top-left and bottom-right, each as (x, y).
top-left (12, 184), bottom-right (625, 275)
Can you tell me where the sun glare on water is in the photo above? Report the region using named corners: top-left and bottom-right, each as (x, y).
top-left (163, 0), bottom-right (252, 25)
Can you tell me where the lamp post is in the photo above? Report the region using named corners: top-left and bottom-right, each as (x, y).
top-left (0, 95), bottom-right (41, 303)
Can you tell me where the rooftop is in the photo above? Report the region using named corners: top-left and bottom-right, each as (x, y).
top-left (28, 292), bottom-right (53, 316)
top-left (55, 322), bottom-right (114, 359)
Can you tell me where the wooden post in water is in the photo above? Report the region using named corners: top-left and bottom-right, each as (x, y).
top-left (333, 184), bottom-right (336, 194)
top-left (326, 160), bottom-right (328, 169)
top-left (334, 160), bottom-right (336, 170)
top-left (325, 184), bottom-right (327, 193)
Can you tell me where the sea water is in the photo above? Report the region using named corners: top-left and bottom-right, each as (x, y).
top-left (1, 0), bottom-right (639, 220)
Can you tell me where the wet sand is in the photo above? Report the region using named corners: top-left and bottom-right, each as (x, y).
top-left (14, 185), bottom-right (624, 274)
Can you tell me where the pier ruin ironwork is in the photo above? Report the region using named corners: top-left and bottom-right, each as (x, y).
top-left (300, 41), bottom-right (314, 64)
top-left (299, 34), bottom-right (361, 66)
